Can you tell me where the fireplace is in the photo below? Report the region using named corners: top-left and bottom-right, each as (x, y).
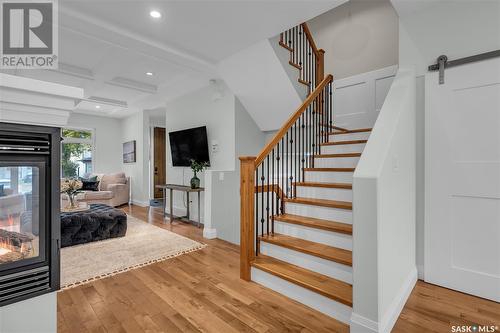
top-left (0, 123), bottom-right (60, 306)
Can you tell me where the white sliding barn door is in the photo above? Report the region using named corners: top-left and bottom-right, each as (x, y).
top-left (425, 57), bottom-right (500, 302)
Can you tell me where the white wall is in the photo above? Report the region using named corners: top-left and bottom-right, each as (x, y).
top-left (393, 0), bottom-right (500, 277)
top-left (67, 113), bottom-right (123, 174)
top-left (209, 98), bottom-right (266, 244)
top-left (217, 39), bottom-right (302, 131)
top-left (0, 293), bottom-right (56, 333)
top-left (121, 111), bottom-right (149, 206)
top-left (308, 0), bottom-right (399, 80)
top-left (164, 83), bottom-right (236, 222)
top-left (352, 68), bottom-right (416, 333)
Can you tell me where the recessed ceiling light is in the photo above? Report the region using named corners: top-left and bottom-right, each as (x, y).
top-left (146, 72), bottom-right (153, 76)
top-left (150, 10), bottom-right (161, 19)
top-left (95, 105), bottom-right (101, 109)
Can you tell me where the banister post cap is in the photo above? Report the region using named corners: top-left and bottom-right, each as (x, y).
top-left (239, 156), bottom-right (256, 161)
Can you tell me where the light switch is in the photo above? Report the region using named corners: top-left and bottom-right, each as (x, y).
top-left (219, 172), bottom-right (224, 181)
top-left (211, 140), bottom-right (219, 153)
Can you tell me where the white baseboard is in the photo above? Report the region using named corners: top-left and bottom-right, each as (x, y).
top-left (131, 200), bottom-right (149, 207)
top-left (350, 266), bottom-right (417, 333)
top-left (203, 228), bottom-right (217, 239)
top-left (350, 313), bottom-right (379, 333)
top-left (379, 266), bottom-right (418, 333)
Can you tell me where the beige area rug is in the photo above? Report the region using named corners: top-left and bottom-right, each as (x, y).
top-left (61, 216), bottom-right (206, 289)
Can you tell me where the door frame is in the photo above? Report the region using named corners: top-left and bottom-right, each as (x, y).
top-left (149, 126), bottom-right (166, 200)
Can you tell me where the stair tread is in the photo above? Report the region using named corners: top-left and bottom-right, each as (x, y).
top-left (274, 213), bottom-right (352, 234)
top-left (321, 140), bottom-right (367, 146)
top-left (252, 255), bottom-right (353, 306)
top-left (279, 41), bottom-right (293, 52)
top-left (284, 197), bottom-right (352, 210)
top-left (289, 60), bottom-right (302, 70)
top-left (303, 167), bottom-right (355, 172)
top-left (314, 153), bottom-right (361, 158)
top-left (294, 182), bottom-right (352, 189)
top-left (298, 78), bottom-right (310, 86)
top-left (259, 233), bottom-right (352, 266)
top-left (329, 128), bottom-right (372, 135)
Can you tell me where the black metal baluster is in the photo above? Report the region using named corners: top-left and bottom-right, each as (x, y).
top-left (329, 82), bottom-right (333, 131)
top-left (276, 142), bottom-right (280, 215)
top-left (281, 137), bottom-right (285, 213)
top-left (266, 155), bottom-right (270, 235)
top-left (260, 165), bottom-right (264, 238)
top-left (293, 123), bottom-right (297, 198)
top-left (271, 148), bottom-right (275, 233)
top-left (255, 168), bottom-right (259, 255)
top-left (301, 114), bottom-right (305, 182)
top-left (286, 131), bottom-right (289, 197)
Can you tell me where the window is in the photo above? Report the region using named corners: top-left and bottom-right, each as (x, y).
top-left (61, 128), bottom-right (94, 178)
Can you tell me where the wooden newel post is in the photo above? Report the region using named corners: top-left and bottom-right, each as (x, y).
top-left (316, 49), bottom-right (325, 86)
top-left (239, 156), bottom-right (256, 281)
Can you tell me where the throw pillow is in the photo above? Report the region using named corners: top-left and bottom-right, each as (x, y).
top-left (79, 177), bottom-right (100, 191)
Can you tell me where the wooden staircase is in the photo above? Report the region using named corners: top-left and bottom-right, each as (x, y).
top-left (239, 22), bottom-right (372, 328)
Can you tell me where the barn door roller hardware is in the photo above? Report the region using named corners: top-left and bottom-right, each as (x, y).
top-left (428, 49), bottom-right (500, 84)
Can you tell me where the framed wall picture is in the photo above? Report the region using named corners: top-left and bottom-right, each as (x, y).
top-left (123, 140), bottom-right (136, 163)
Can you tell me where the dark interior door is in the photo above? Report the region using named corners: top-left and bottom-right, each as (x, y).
top-left (153, 127), bottom-right (166, 198)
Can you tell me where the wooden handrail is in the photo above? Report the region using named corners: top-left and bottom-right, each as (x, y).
top-left (254, 74), bottom-right (333, 167)
top-left (301, 23), bottom-right (320, 59)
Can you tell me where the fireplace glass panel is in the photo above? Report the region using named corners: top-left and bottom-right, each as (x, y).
top-left (0, 166), bottom-right (40, 265)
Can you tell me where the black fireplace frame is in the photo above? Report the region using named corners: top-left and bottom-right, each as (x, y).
top-left (0, 123), bottom-right (60, 306)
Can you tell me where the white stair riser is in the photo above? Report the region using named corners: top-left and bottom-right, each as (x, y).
top-left (251, 268), bottom-right (352, 324)
top-left (314, 156), bottom-right (360, 168)
top-left (296, 186), bottom-right (352, 201)
top-left (260, 242), bottom-right (352, 284)
top-left (305, 171), bottom-right (353, 183)
top-left (320, 143), bottom-right (365, 154)
top-left (285, 202), bottom-right (352, 223)
top-left (274, 221), bottom-right (352, 250)
top-left (329, 132), bottom-right (370, 141)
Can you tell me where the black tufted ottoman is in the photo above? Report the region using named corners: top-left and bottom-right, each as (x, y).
top-left (60, 204), bottom-right (127, 248)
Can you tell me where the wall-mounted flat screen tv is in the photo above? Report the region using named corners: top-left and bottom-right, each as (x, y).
top-left (169, 126), bottom-right (210, 167)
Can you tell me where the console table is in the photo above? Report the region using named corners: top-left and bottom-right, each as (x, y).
top-left (155, 184), bottom-right (204, 227)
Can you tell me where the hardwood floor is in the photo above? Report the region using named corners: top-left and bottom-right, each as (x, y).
top-left (57, 205), bottom-right (500, 333)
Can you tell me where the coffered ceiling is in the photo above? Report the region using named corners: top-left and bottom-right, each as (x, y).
top-left (1, 0), bottom-right (345, 118)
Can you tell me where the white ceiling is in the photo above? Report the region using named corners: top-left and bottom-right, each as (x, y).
top-left (2, 0), bottom-right (345, 118)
